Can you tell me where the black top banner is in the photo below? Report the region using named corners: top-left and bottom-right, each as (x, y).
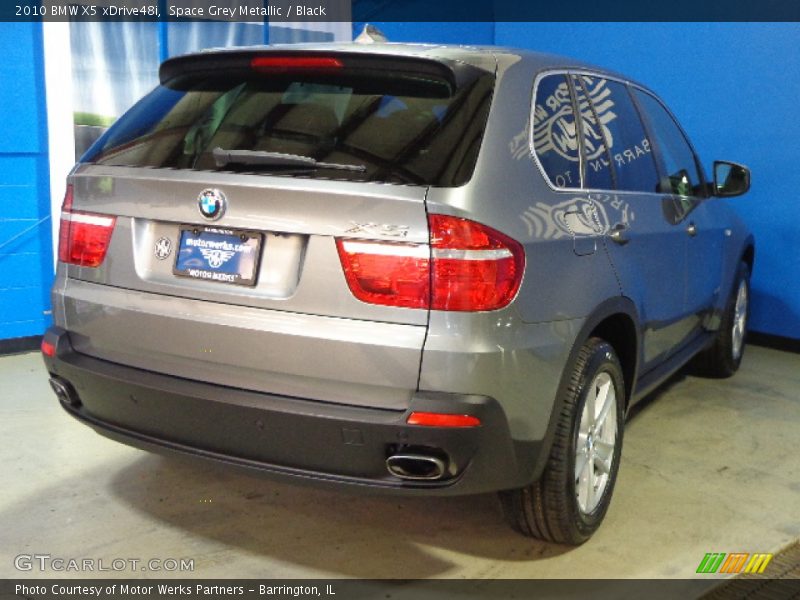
top-left (3, 0), bottom-right (800, 22)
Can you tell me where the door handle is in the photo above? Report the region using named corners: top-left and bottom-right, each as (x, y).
top-left (686, 222), bottom-right (697, 237)
top-left (608, 223), bottom-right (629, 246)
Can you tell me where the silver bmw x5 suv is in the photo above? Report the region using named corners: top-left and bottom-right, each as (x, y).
top-left (42, 43), bottom-right (753, 544)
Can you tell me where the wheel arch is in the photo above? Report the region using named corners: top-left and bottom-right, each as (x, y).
top-left (719, 236), bottom-right (755, 311)
top-left (741, 238), bottom-right (755, 274)
top-left (589, 313), bottom-right (638, 405)
top-left (523, 296), bottom-right (642, 485)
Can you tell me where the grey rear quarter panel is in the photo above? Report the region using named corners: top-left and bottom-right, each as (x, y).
top-left (419, 52), bottom-right (622, 441)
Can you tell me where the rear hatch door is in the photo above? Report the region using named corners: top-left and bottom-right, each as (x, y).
top-left (60, 49), bottom-right (494, 409)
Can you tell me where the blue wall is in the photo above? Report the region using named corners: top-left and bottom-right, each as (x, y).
top-left (365, 22), bottom-right (800, 339)
top-left (0, 22), bottom-right (53, 341)
top-left (354, 22), bottom-right (494, 45)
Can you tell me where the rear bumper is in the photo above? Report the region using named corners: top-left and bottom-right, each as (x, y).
top-left (43, 327), bottom-right (541, 495)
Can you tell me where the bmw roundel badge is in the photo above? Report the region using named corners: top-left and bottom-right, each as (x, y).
top-left (198, 188), bottom-right (226, 221)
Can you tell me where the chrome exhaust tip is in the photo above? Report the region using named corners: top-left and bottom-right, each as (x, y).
top-left (49, 377), bottom-right (80, 407)
top-left (386, 453), bottom-right (447, 481)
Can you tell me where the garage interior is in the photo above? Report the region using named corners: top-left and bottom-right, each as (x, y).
top-left (3, 343), bottom-right (798, 578)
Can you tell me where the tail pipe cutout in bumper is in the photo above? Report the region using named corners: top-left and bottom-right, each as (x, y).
top-left (41, 326), bottom-right (541, 495)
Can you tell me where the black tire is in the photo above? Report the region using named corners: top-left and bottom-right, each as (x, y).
top-left (692, 261), bottom-right (750, 378)
top-left (499, 337), bottom-right (625, 544)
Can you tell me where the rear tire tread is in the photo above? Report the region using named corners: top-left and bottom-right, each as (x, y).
top-left (500, 337), bottom-right (621, 545)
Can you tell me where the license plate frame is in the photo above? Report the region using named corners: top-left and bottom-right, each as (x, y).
top-left (173, 225), bottom-right (263, 287)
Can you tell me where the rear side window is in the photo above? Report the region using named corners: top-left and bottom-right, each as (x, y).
top-left (83, 58), bottom-right (494, 187)
top-left (633, 89), bottom-right (704, 197)
top-left (578, 76), bottom-right (659, 193)
top-left (532, 74), bottom-right (581, 189)
top-left (571, 75), bottom-right (614, 191)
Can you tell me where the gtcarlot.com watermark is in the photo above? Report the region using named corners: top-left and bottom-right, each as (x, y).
top-left (14, 554), bottom-right (194, 573)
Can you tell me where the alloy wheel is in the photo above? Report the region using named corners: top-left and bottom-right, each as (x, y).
top-left (575, 371), bottom-right (618, 514)
top-left (732, 280), bottom-right (748, 361)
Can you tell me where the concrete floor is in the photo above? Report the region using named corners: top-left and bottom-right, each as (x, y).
top-left (1, 345), bottom-right (799, 580)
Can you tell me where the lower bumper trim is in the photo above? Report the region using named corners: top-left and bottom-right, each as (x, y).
top-left (43, 326), bottom-right (540, 495)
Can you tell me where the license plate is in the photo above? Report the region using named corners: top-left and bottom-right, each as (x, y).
top-left (173, 225), bottom-right (262, 286)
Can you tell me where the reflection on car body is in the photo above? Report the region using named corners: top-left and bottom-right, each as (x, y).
top-left (42, 44), bottom-right (753, 544)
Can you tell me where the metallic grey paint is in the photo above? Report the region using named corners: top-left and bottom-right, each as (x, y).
top-left (49, 43), bottom-right (753, 491)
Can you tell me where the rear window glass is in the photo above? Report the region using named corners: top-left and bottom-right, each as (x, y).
top-left (581, 77), bottom-right (659, 193)
top-left (83, 63), bottom-right (495, 187)
top-left (571, 75), bottom-right (614, 191)
top-left (532, 74), bottom-right (581, 189)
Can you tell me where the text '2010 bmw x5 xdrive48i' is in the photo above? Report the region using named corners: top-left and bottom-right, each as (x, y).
top-left (42, 44), bottom-right (753, 544)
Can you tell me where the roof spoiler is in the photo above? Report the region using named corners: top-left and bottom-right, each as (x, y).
top-left (159, 50), bottom-right (485, 91)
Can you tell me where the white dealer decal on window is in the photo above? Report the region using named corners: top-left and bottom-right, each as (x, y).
top-left (533, 77), bottom-right (617, 163)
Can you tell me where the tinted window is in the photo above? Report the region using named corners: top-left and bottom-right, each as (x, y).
top-left (83, 68), bottom-right (494, 187)
top-left (633, 89), bottom-right (703, 197)
top-left (575, 76), bottom-right (659, 193)
top-left (532, 74), bottom-right (580, 189)
top-left (571, 75), bottom-right (613, 191)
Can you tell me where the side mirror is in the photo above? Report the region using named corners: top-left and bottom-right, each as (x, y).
top-left (713, 161), bottom-right (750, 197)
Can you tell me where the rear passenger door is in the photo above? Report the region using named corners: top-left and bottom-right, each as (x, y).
top-left (572, 75), bottom-right (694, 370)
top-left (632, 88), bottom-right (724, 325)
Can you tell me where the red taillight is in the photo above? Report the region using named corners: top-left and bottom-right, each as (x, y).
top-left (407, 412), bottom-right (481, 427)
top-left (335, 215), bottom-right (524, 312)
top-left (41, 340), bottom-right (55, 357)
top-left (429, 214), bottom-right (525, 311)
top-left (62, 183), bottom-right (74, 211)
top-left (335, 239), bottom-right (430, 309)
top-left (57, 184), bottom-right (116, 268)
top-left (251, 56), bottom-right (344, 71)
